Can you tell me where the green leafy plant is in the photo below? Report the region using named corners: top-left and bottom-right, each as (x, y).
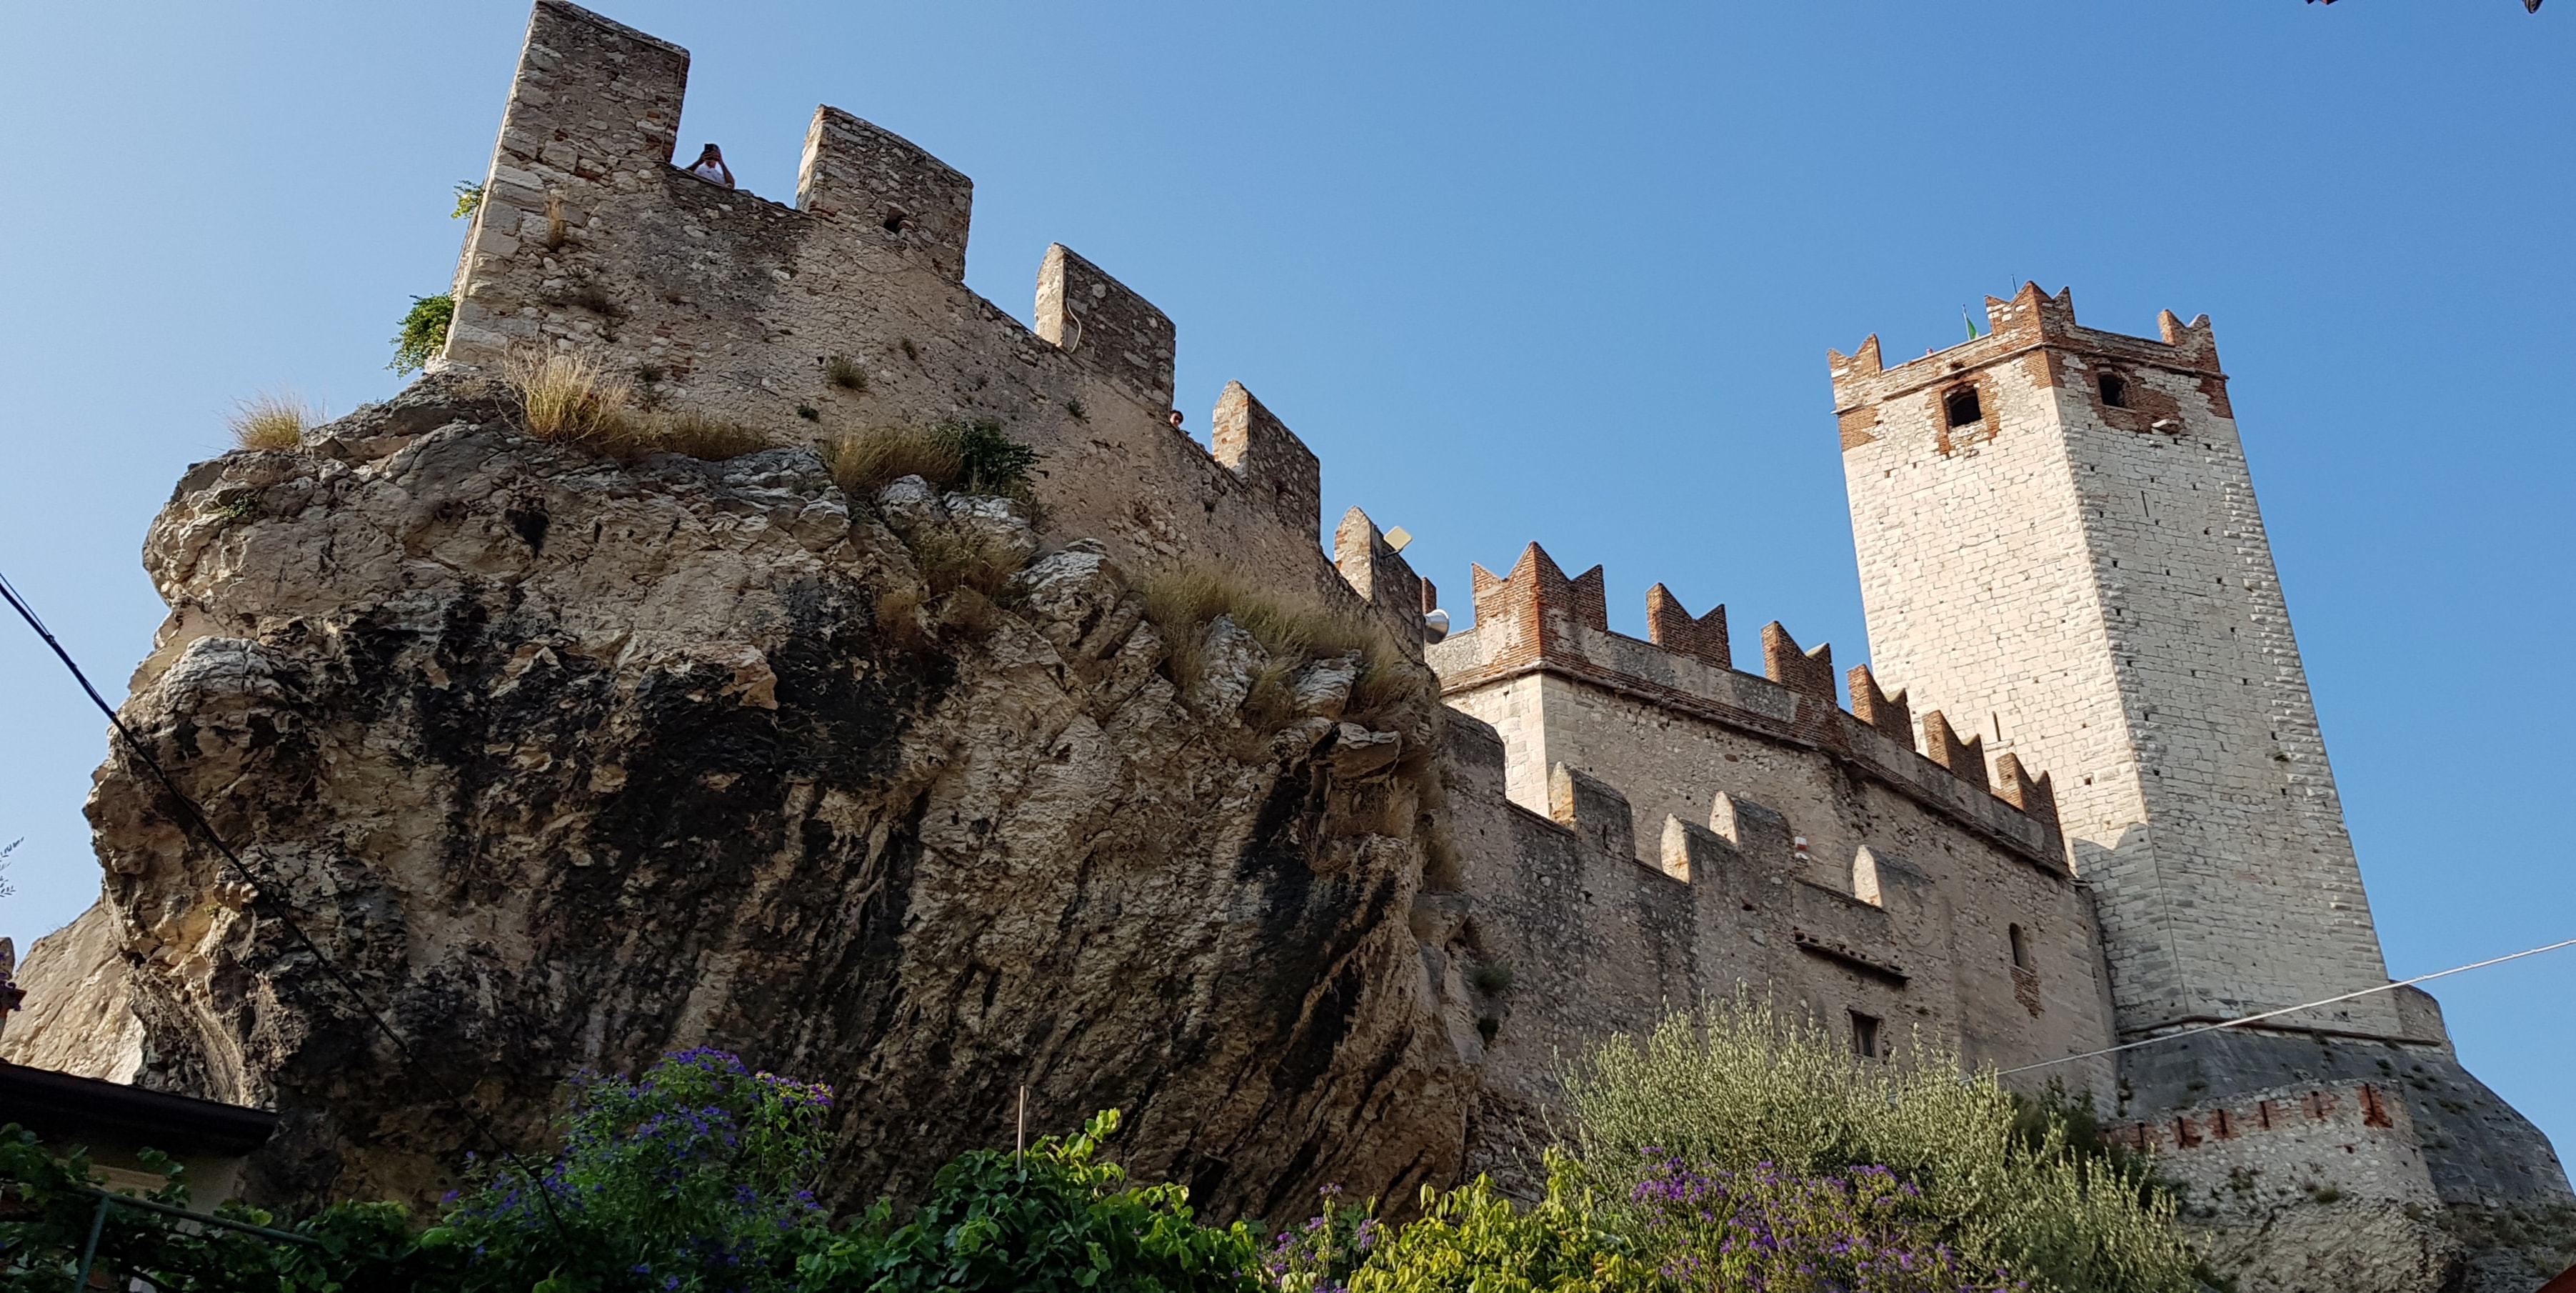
top-left (452, 181), bottom-right (484, 220)
top-left (423, 1047), bottom-right (834, 1292)
top-left (1345, 1160), bottom-right (1659, 1293)
top-left (0, 1124), bottom-right (441, 1292)
top-left (1559, 998), bottom-right (2197, 1293)
top-left (1620, 1155), bottom-right (2020, 1292)
top-left (1261, 1186), bottom-right (1381, 1293)
top-left (391, 294), bottom-right (455, 375)
top-left (943, 419), bottom-right (1042, 496)
top-left (797, 1108), bottom-right (1259, 1292)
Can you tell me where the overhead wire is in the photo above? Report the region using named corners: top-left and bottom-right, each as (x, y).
top-left (1995, 935), bottom-right (2576, 1078)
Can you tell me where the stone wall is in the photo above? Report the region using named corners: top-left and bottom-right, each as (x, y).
top-left (444, 0), bottom-right (1339, 601)
top-left (1834, 283), bottom-right (2399, 1042)
top-left (1425, 541), bottom-right (2118, 1122)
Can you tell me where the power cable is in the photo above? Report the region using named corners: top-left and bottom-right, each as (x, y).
top-left (1995, 935), bottom-right (2576, 1078)
top-left (0, 567), bottom-right (569, 1235)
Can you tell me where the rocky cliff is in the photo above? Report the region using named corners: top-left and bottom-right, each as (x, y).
top-left (74, 376), bottom-right (1467, 1214)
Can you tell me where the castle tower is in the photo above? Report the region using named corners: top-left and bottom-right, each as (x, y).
top-left (1831, 284), bottom-right (2404, 1043)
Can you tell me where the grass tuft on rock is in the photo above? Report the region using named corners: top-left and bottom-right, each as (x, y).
top-left (507, 351), bottom-right (636, 446)
top-left (1138, 563), bottom-right (1430, 726)
top-left (504, 351), bottom-right (776, 462)
top-left (229, 392), bottom-right (319, 451)
top-left (823, 420), bottom-right (1044, 521)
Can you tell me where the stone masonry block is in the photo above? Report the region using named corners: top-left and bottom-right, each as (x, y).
top-left (1036, 243), bottom-right (1176, 411)
top-left (1213, 381), bottom-right (1321, 544)
top-left (796, 106), bottom-right (973, 280)
top-left (1550, 763), bottom-right (1635, 862)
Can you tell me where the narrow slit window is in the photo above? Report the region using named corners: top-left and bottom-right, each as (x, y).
top-left (1850, 1010), bottom-right (1883, 1059)
top-left (2098, 372), bottom-right (2129, 408)
top-left (2009, 923), bottom-right (2035, 972)
top-left (1943, 386), bottom-right (1983, 428)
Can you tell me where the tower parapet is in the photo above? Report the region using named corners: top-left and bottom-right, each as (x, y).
top-left (1835, 282), bottom-right (2397, 1042)
top-left (1428, 541), bottom-right (2068, 875)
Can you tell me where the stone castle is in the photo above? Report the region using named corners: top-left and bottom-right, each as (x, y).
top-left (6, 4), bottom-right (2566, 1289)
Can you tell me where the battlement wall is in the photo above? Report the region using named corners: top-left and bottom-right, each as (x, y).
top-left (444, 1), bottom-right (1342, 603)
top-left (1425, 540), bottom-right (2064, 873)
top-left (1433, 707), bottom-right (2119, 1177)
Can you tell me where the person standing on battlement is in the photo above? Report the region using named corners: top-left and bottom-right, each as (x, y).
top-left (687, 143), bottom-right (734, 189)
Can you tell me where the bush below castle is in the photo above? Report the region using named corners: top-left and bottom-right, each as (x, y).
top-left (0, 1012), bottom-right (2197, 1292)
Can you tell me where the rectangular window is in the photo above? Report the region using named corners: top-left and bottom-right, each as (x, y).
top-left (1850, 1010), bottom-right (1883, 1060)
top-left (1943, 387), bottom-right (1983, 428)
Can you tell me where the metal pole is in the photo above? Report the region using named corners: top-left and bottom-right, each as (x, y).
top-left (72, 1192), bottom-right (109, 1292)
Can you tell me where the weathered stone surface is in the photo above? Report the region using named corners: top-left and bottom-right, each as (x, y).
top-left (81, 384), bottom-right (1465, 1215)
top-left (0, 899), bottom-right (144, 1080)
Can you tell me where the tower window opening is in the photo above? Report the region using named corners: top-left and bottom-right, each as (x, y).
top-left (2099, 372), bottom-right (2129, 408)
top-left (1943, 387), bottom-right (1983, 428)
top-left (2009, 923), bottom-right (2035, 972)
top-left (881, 209), bottom-right (910, 234)
top-left (1850, 1010), bottom-right (1883, 1059)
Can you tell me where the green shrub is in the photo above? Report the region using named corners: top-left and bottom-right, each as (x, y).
top-left (390, 294), bottom-right (455, 375)
top-left (943, 420), bottom-right (1042, 496)
top-left (424, 1047), bottom-right (833, 1292)
top-left (798, 1109), bottom-right (1258, 1292)
top-left (1260, 1185), bottom-right (1381, 1292)
top-left (0, 1124), bottom-right (441, 1292)
top-left (1559, 998), bottom-right (2197, 1293)
top-left (1621, 1156), bottom-right (2018, 1291)
top-left (1345, 1162), bottom-right (1659, 1293)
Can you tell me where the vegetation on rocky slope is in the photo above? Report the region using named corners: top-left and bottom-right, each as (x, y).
top-left (3, 1009), bottom-right (2199, 1292)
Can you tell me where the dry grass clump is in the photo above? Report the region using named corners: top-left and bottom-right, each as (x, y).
top-left (507, 351), bottom-right (635, 446)
top-left (824, 354), bottom-right (867, 391)
top-left (655, 411), bottom-right (773, 461)
top-left (229, 392), bottom-right (320, 450)
top-left (1139, 563), bottom-right (1425, 724)
top-left (910, 531), bottom-right (1024, 601)
top-left (823, 427), bottom-right (963, 497)
top-left (504, 351), bottom-right (773, 461)
top-left (823, 421), bottom-right (1044, 526)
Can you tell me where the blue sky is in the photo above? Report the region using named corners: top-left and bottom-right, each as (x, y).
top-left (4, 1), bottom-right (2570, 1152)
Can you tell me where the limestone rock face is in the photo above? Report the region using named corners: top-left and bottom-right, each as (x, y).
top-left (0, 899), bottom-right (144, 1080)
top-left (84, 378), bottom-right (1465, 1214)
